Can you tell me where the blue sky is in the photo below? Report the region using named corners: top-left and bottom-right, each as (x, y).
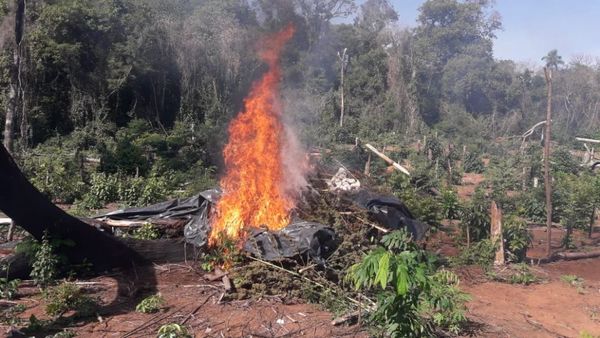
top-left (365, 0), bottom-right (600, 65)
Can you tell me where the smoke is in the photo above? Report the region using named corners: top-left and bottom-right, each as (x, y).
top-left (280, 117), bottom-right (310, 198)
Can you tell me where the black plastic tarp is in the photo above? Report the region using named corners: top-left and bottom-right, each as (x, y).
top-left (95, 189), bottom-right (338, 263)
top-left (95, 187), bottom-right (428, 262)
top-left (349, 190), bottom-right (429, 240)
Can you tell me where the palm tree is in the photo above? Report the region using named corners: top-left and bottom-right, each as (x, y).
top-left (542, 49), bottom-right (564, 69)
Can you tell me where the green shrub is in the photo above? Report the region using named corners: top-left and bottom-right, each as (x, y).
top-left (44, 282), bottom-right (97, 318)
top-left (503, 215), bottom-right (532, 263)
top-left (508, 264), bottom-right (538, 285)
top-left (132, 223), bottom-right (160, 240)
top-left (459, 189), bottom-right (490, 242)
top-left (82, 172), bottom-right (120, 209)
top-left (0, 277), bottom-right (20, 299)
top-left (440, 188), bottom-right (460, 220)
top-left (463, 152), bottom-right (484, 174)
top-left (139, 168), bottom-right (175, 205)
top-left (387, 173), bottom-right (442, 226)
top-left (517, 189), bottom-right (546, 223)
top-left (30, 232), bottom-right (59, 287)
top-left (486, 263), bottom-right (539, 285)
top-left (451, 239), bottom-right (496, 267)
top-left (21, 147), bottom-right (87, 203)
top-left (347, 230), bottom-right (470, 337)
top-left (157, 323), bottom-right (192, 338)
top-left (136, 294), bottom-right (165, 313)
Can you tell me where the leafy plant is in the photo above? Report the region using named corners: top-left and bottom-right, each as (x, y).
top-left (30, 231), bottom-right (59, 287)
top-left (132, 223), bottom-right (160, 240)
top-left (459, 189), bottom-right (491, 243)
top-left (508, 265), bottom-right (538, 285)
top-left (157, 323), bottom-right (192, 338)
top-left (561, 274), bottom-right (584, 286)
top-left (51, 330), bottom-right (77, 338)
top-left (347, 230), bottom-right (469, 337)
top-left (440, 188), bottom-right (461, 220)
top-left (136, 294), bottom-right (165, 314)
top-left (0, 303), bottom-right (26, 326)
top-left (44, 282), bottom-right (97, 318)
top-left (463, 151), bottom-right (484, 174)
top-left (0, 277), bottom-right (20, 299)
top-left (503, 215), bottom-right (532, 263)
top-left (450, 239), bottom-right (496, 267)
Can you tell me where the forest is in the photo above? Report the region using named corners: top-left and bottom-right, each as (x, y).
top-left (0, 0), bottom-right (599, 337)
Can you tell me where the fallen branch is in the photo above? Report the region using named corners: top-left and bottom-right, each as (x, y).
top-left (180, 292), bottom-right (216, 325)
top-left (331, 309), bottom-right (369, 326)
top-left (246, 256), bottom-right (375, 310)
top-left (553, 250), bottom-right (600, 261)
top-left (364, 144), bottom-right (410, 176)
top-left (575, 137), bottom-right (600, 144)
top-left (354, 215), bottom-right (389, 233)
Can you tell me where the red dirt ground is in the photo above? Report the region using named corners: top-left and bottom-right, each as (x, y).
top-left (2, 266), bottom-right (368, 337)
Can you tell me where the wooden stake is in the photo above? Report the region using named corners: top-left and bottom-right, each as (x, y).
top-left (490, 201), bottom-right (505, 266)
top-left (364, 153), bottom-right (371, 177)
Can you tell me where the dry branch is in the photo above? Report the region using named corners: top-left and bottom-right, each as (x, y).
top-left (575, 137), bottom-right (600, 144)
top-left (364, 144), bottom-right (410, 176)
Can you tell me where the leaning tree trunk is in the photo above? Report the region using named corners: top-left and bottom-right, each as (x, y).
top-left (0, 144), bottom-right (189, 277)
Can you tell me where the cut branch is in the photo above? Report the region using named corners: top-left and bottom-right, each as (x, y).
top-left (364, 144), bottom-right (410, 176)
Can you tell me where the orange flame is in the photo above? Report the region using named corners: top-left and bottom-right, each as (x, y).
top-left (209, 25), bottom-right (296, 247)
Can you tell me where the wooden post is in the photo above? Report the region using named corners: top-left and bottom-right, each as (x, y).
top-left (490, 201), bottom-right (505, 265)
top-left (543, 67), bottom-right (553, 257)
top-left (364, 153), bottom-right (371, 177)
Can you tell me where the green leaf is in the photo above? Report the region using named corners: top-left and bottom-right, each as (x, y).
top-left (395, 264), bottom-right (409, 295)
top-left (375, 252), bottom-right (390, 289)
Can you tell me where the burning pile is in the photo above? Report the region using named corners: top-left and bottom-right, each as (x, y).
top-left (209, 25), bottom-right (300, 247)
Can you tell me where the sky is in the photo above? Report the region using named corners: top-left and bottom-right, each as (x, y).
top-left (366, 0), bottom-right (600, 66)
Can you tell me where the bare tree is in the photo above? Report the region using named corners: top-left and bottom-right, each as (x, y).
top-left (543, 66), bottom-right (553, 257)
top-left (337, 48), bottom-right (348, 127)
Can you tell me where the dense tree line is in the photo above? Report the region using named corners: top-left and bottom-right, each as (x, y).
top-left (0, 0), bottom-right (600, 152)
top-left (1, 0), bottom-right (599, 165)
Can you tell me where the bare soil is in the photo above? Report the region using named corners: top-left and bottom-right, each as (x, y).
top-left (2, 266), bottom-right (367, 337)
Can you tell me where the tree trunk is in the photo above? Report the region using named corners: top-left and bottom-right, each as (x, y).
top-left (543, 67), bottom-right (553, 257)
top-left (339, 62), bottom-right (344, 127)
top-left (0, 144), bottom-right (187, 272)
top-left (4, 0), bottom-right (27, 242)
top-left (590, 207), bottom-right (596, 239)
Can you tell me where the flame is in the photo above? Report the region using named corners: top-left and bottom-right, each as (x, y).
top-left (209, 25), bottom-right (297, 247)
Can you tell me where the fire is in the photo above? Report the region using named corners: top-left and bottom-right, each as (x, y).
top-left (209, 25), bottom-right (297, 247)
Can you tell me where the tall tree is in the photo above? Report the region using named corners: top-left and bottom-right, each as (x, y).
top-left (412, 0), bottom-right (501, 124)
top-left (543, 66), bottom-right (553, 257)
top-left (542, 49), bottom-right (564, 70)
top-left (3, 0), bottom-right (24, 154)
